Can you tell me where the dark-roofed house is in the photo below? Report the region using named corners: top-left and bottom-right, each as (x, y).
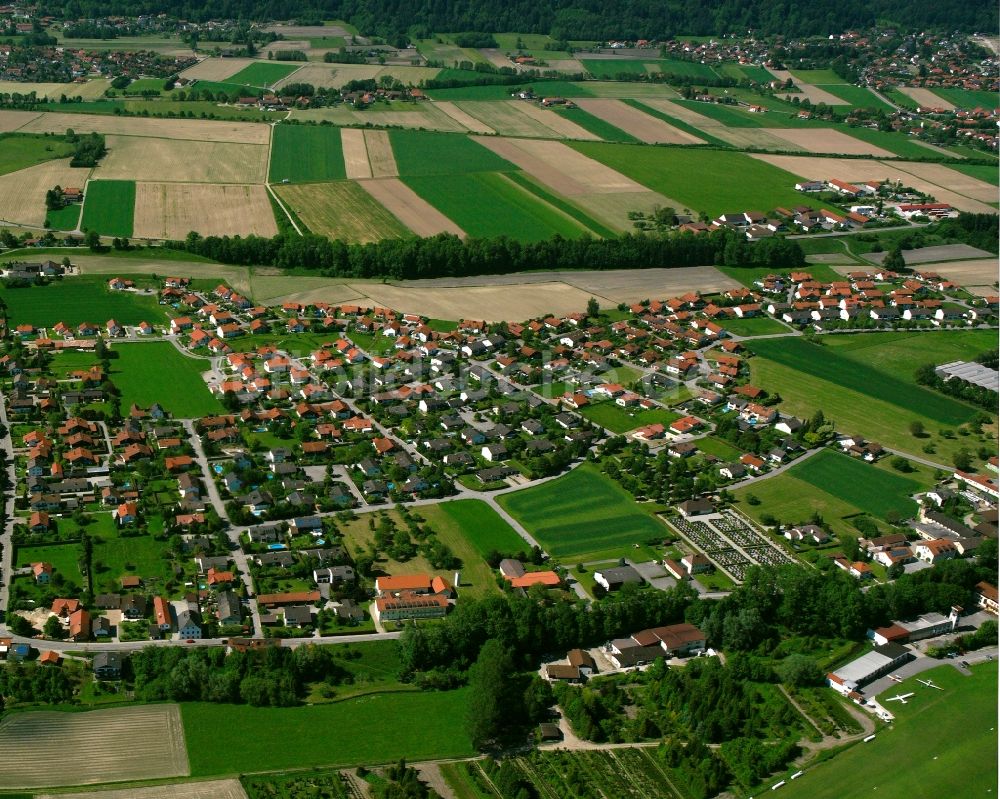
top-left (594, 565), bottom-right (643, 591)
top-left (93, 652), bottom-right (123, 679)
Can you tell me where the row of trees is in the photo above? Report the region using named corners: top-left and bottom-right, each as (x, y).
top-left (915, 360), bottom-right (999, 411)
top-left (166, 228), bottom-right (805, 280)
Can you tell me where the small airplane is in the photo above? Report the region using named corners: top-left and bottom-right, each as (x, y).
top-left (917, 679), bottom-right (943, 690)
top-left (888, 674), bottom-right (903, 683)
top-left (886, 693), bottom-right (915, 704)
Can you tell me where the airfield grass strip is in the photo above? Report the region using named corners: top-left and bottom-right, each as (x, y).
top-left (503, 170), bottom-right (618, 238)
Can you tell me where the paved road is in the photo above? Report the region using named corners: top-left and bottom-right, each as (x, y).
top-left (0, 386), bottom-right (16, 616)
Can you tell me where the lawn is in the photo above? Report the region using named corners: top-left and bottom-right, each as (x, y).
top-left (182, 689), bottom-right (474, 776)
top-left (80, 179), bottom-right (135, 237)
top-left (15, 542), bottom-right (84, 583)
top-left (45, 203), bottom-right (82, 231)
top-left (109, 342), bottom-right (222, 417)
top-left (226, 62), bottom-right (301, 87)
top-left (403, 171), bottom-right (590, 241)
top-left (747, 337), bottom-right (981, 427)
top-left (435, 499), bottom-right (529, 558)
top-left (569, 142), bottom-right (807, 216)
top-left (579, 402), bottom-right (680, 434)
top-left (733, 471), bottom-right (867, 538)
top-left (0, 275), bottom-right (162, 328)
top-left (719, 316), bottom-right (790, 336)
top-left (692, 436), bottom-right (743, 461)
top-left (716, 262), bottom-right (845, 287)
top-left (498, 462), bottom-right (668, 558)
top-left (0, 133), bottom-right (74, 176)
top-left (778, 662), bottom-right (997, 799)
top-left (269, 125), bottom-right (346, 183)
top-left (92, 531), bottom-right (175, 594)
top-left (389, 130), bottom-right (515, 176)
top-left (788, 449), bottom-right (922, 519)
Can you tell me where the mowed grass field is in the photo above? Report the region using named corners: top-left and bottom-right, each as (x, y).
top-left (388, 129), bottom-right (514, 176)
top-left (80, 179), bottom-right (135, 237)
top-left (182, 690), bottom-right (474, 776)
top-left (226, 62), bottom-right (301, 87)
top-left (569, 142), bottom-right (807, 215)
top-left (275, 180), bottom-right (411, 241)
top-left (498, 463), bottom-right (668, 558)
top-left (0, 132), bottom-right (74, 176)
top-left (269, 125), bottom-right (346, 183)
top-left (779, 662), bottom-right (998, 799)
top-left (788, 449), bottom-right (923, 519)
top-left (436, 499), bottom-right (529, 558)
top-left (110, 342), bottom-right (222, 417)
top-left (0, 275), bottom-right (161, 327)
top-left (403, 171), bottom-right (590, 241)
top-left (579, 402), bottom-right (680, 434)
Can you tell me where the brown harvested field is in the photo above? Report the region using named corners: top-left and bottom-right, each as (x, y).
top-left (132, 182), bottom-right (279, 239)
top-left (571, 191), bottom-right (672, 232)
top-left (341, 128), bottom-right (373, 179)
top-left (180, 57), bottom-right (256, 81)
top-left (514, 102), bottom-right (600, 140)
top-left (357, 178), bottom-right (465, 237)
top-left (765, 128), bottom-right (895, 156)
top-left (274, 63), bottom-right (356, 89)
top-left (546, 58), bottom-right (586, 73)
top-left (363, 129), bottom-right (399, 177)
top-left (456, 101), bottom-right (560, 138)
top-left (750, 154), bottom-right (999, 214)
top-left (0, 79), bottom-right (109, 100)
top-left (37, 779), bottom-right (248, 799)
top-left (766, 69), bottom-right (849, 106)
top-left (248, 274), bottom-right (366, 306)
top-left (631, 99), bottom-right (797, 148)
top-left (0, 159), bottom-right (91, 226)
top-left (889, 162), bottom-right (997, 203)
top-left (0, 704), bottom-right (188, 789)
top-left (275, 180), bottom-right (410, 242)
top-left (574, 98), bottom-right (704, 144)
top-left (479, 48), bottom-right (516, 69)
top-left (433, 101), bottom-right (494, 133)
top-left (20, 111), bottom-right (270, 144)
top-left (862, 244), bottom-right (995, 264)
top-left (896, 86), bottom-right (956, 110)
top-left (563, 265), bottom-right (741, 302)
top-left (0, 109), bottom-right (40, 131)
top-left (96, 135), bottom-right (269, 183)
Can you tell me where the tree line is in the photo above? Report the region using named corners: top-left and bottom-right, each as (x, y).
top-left (915, 359), bottom-right (998, 411)
top-left (165, 228), bottom-right (805, 280)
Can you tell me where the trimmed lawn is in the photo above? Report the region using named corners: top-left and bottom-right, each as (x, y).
top-left (109, 342), bottom-right (222, 417)
top-left (226, 62), bottom-right (300, 87)
top-left (579, 401), bottom-right (680, 434)
top-left (788, 449), bottom-right (922, 519)
top-left (15, 542), bottom-right (84, 583)
top-left (0, 275), bottom-right (162, 327)
top-left (269, 125), bottom-right (346, 183)
top-left (80, 180), bottom-right (135, 237)
top-left (390, 130), bottom-right (515, 176)
top-left (45, 203), bottom-right (81, 231)
top-left (435, 499), bottom-right (528, 558)
top-left (0, 133), bottom-right (74, 176)
top-left (92, 532), bottom-right (175, 594)
top-left (692, 435), bottom-right (743, 460)
top-left (498, 463), bottom-right (668, 558)
top-left (412, 503), bottom-right (508, 596)
top-left (182, 689), bottom-right (474, 776)
top-left (719, 316), bottom-right (790, 336)
top-left (403, 171), bottom-right (590, 241)
top-left (733, 471), bottom-right (865, 538)
top-left (779, 662), bottom-right (997, 799)
top-left (569, 142), bottom-right (807, 216)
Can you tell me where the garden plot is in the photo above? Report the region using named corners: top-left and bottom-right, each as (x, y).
top-left (432, 101), bottom-right (494, 133)
top-left (750, 154), bottom-right (1000, 214)
top-left (20, 111), bottom-right (271, 144)
top-left (357, 178), bottom-right (465, 237)
top-left (0, 159), bottom-right (91, 226)
top-left (574, 98), bottom-right (704, 144)
top-left (895, 86), bottom-right (956, 110)
top-left (0, 704), bottom-right (189, 788)
top-left (96, 135), bottom-right (269, 183)
top-left (764, 128), bottom-right (895, 156)
top-left (363, 129), bottom-right (399, 177)
top-left (455, 101), bottom-right (562, 138)
top-left (0, 109), bottom-right (40, 131)
top-left (180, 57), bottom-right (256, 81)
top-left (132, 182), bottom-right (278, 239)
top-left (38, 780), bottom-right (248, 799)
top-left (340, 128), bottom-right (373, 179)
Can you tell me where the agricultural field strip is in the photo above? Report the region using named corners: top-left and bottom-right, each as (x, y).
top-left (895, 86), bottom-right (957, 110)
top-left (574, 97), bottom-right (705, 144)
top-left (513, 101), bottom-right (601, 140)
top-left (765, 68), bottom-right (851, 106)
top-left (363, 129), bottom-right (399, 178)
top-left (37, 780), bottom-right (249, 799)
top-left (132, 182), bottom-right (279, 239)
top-left (455, 101), bottom-right (565, 138)
top-left (0, 159), bottom-right (92, 227)
top-left (19, 111), bottom-right (271, 145)
top-left (274, 181), bottom-right (409, 242)
top-left (356, 178), bottom-right (465, 238)
top-left (431, 100), bottom-right (495, 133)
top-left (764, 127), bottom-right (896, 157)
top-left (639, 99), bottom-right (806, 149)
top-left (0, 109), bottom-right (42, 131)
top-left (340, 128), bottom-right (373, 179)
top-left (96, 135), bottom-right (270, 184)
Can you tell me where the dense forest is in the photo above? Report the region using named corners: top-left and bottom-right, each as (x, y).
top-left (35, 0), bottom-right (997, 38)
top-left (165, 229), bottom-right (805, 280)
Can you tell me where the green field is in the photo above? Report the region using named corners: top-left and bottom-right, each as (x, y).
top-left (580, 59), bottom-right (652, 78)
top-left (673, 99), bottom-right (766, 128)
top-left (818, 85), bottom-right (895, 111)
top-left (436, 499), bottom-right (530, 558)
top-left (692, 436), bottom-right (743, 461)
top-left (92, 532), bottom-right (175, 594)
top-left (389, 130), bottom-right (514, 176)
top-left (736, 64), bottom-right (775, 83)
top-left (404, 171), bottom-right (589, 241)
top-left (45, 203), bottom-right (82, 231)
top-left (0, 133), bottom-right (74, 176)
top-left (789, 69), bottom-right (848, 85)
top-left (719, 316), bottom-right (790, 336)
top-left (788, 449), bottom-right (922, 519)
top-left (502, 171), bottom-right (616, 237)
top-left (80, 180), bottom-right (135, 237)
top-left (182, 690), bottom-right (474, 775)
top-left (226, 62), bottom-right (301, 87)
top-left (269, 125), bottom-right (347, 183)
top-left (110, 342), bottom-right (222, 417)
top-left (124, 77), bottom-right (170, 95)
top-left (427, 81), bottom-right (593, 101)
top-left (556, 106), bottom-right (640, 142)
top-left (624, 100), bottom-right (730, 148)
top-left (15, 542), bottom-right (84, 583)
top-left (579, 402), bottom-right (680, 434)
top-left (843, 127), bottom-right (955, 160)
top-left (779, 663), bottom-right (997, 799)
top-left (926, 88), bottom-right (999, 110)
top-left (821, 330), bottom-right (997, 380)
top-left (498, 463), bottom-right (668, 558)
top-left (747, 336), bottom-right (980, 427)
top-left (570, 142), bottom-right (807, 215)
top-left (0, 275), bottom-right (161, 328)
top-left (946, 163), bottom-right (999, 185)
